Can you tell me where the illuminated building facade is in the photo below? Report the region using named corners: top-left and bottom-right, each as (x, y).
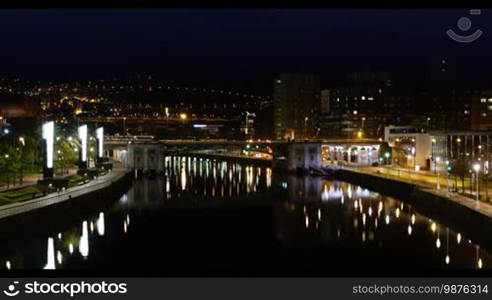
top-left (273, 73), bottom-right (320, 140)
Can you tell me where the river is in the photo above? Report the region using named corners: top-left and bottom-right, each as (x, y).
top-left (0, 156), bottom-right (490, 274)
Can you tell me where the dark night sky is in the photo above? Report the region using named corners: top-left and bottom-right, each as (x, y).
top-left (1, 9), bottom-right (492, 90)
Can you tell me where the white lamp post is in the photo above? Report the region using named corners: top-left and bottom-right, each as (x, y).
top-left (42, 121), bottom-right (55, 179)
top-left (96, 127), bottom-right (104, 159)
top-left (473, 163), bottom-right (481, 202)
top-left (445, 160), bottom-right (450, 191)
top-left (78, 125), bottom-right (88, 169)
top-left (435, 156), bottom-right (441, 190)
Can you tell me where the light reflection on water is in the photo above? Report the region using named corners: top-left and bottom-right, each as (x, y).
top-left (0, 155), bottom-right (490, 271)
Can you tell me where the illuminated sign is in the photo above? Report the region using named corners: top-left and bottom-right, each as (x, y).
top-left (193, 124), bottom-right (207, 128)
top-left (96, 127), bottom-right (104, 158)
top-left (42, 121), bottom-right (54, 168)
top-left (78, 125), bottom-right (88, 162)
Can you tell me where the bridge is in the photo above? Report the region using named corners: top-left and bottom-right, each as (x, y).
top-left (77, 116), bottom-right (240, 124)
top-left (104, 136), bottom-right (383, 173)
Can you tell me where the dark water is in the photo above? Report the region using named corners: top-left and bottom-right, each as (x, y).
top-left (0, 156), bottom-right (490, 274)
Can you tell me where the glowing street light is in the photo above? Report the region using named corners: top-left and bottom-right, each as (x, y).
top-left (179, 113), bottom-right (187, 120)
top-left (473, 163), bottom-right (481, 202)
top-left (78, 124), bottom-right (88, 169)
top-left (96, 127), bottom-right (104, 158)
top-left (42, 121), bottom-right (54, 178)
top-left (384, 151), bottom-right (390, 165)
top-left (435, 156), bottom-right (441, 190)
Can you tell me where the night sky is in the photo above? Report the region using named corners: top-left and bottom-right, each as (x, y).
top-left (1, 9), bottom-right (492, 89)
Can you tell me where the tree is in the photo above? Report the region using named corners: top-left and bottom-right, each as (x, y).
top-left (449, 157), bottom-right (469, 193)
top-left (54, 136), bottom-right (79, 176)
top-left (379, 142), bottom-right (392, 165)
top-left (17, 135), bottom-right (41, 184)
top-left (0, 142), bottom-right (20, 188)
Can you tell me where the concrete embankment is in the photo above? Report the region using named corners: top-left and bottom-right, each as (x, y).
top-left (335, 168), bottom-right (492, 252)
top-left (0, 170), bottom-right (133, 239)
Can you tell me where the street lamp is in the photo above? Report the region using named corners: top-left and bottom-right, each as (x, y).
top-left (411, 146), bottom-right (416, 169)
top-left (445, 160), bottom-right (450, 191)
top-left (123, 117), bottom-right (127, 135)
top-left (473, 163), bottom-right (481, 202)
top-left (435, 156), bottom-right (441, 190)
top-left (384, 151), bottom-right (390, 165)
top-left (304, 116), bottom-right (309, 139)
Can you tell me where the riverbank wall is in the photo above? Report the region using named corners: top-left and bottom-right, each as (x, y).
top-left (0, 170), bottom-right (133, 239)
top-left (335, 168), bottom-right (492, 252)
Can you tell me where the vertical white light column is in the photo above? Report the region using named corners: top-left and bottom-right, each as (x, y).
top-left (96, 127), bottom-right (104, 158)
top-left (78, 124), bottom-right (88, 164)
top-left (42, 121), bottom-right (54, 169)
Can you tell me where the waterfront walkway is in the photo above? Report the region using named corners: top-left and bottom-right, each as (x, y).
top-left (338, 165), bottom-right (492, 219)
top-left (0, 169), bottom-right (129, 220)
top-left (0, 169), bottom-right (80, 192)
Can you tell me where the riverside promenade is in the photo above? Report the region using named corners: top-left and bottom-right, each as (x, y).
top-left (0, 168), bottom-right (131, 220)
top-left (334, 166), bottom-right (492, 250)
top-left (350, 166), bottom-right (492, 219)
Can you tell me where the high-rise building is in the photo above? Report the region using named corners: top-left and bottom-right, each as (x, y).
top-left (471, 90), bottom-right (492, 131)
top-left (273, 74), bottom-right (320, 140)
top-left (318, 89), bottom-right (332, 137)
top-left (320, 70), bottom-right (412, 139)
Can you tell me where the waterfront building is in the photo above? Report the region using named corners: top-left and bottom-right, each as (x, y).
top-left (384, 125), bottom-right (431, 169)
top-left (273, 73), bottom-right (320, 140)
top-left (320, 70), bottom-right (413, 139)
top-left (429, 130), bottom-right (492, 174)
top-left (471, 90), bottom-right (492, 131)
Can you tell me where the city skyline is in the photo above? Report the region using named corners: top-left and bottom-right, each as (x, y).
top-left (1, 9), bottom-right (492, 276)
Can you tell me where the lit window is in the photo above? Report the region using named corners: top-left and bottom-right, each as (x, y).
top-left (361, 96), bottom-right (366, 100)
top-left (482, 113), bottom-right (487, 117)
top-left (488, 98), bottom-right (492, 103)
top-left (464, 110), bottom-right (470, 114)
top-left (368, 97), bottom-right (374, 101)
top-left (481, 98), bottom-right (487, 103)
